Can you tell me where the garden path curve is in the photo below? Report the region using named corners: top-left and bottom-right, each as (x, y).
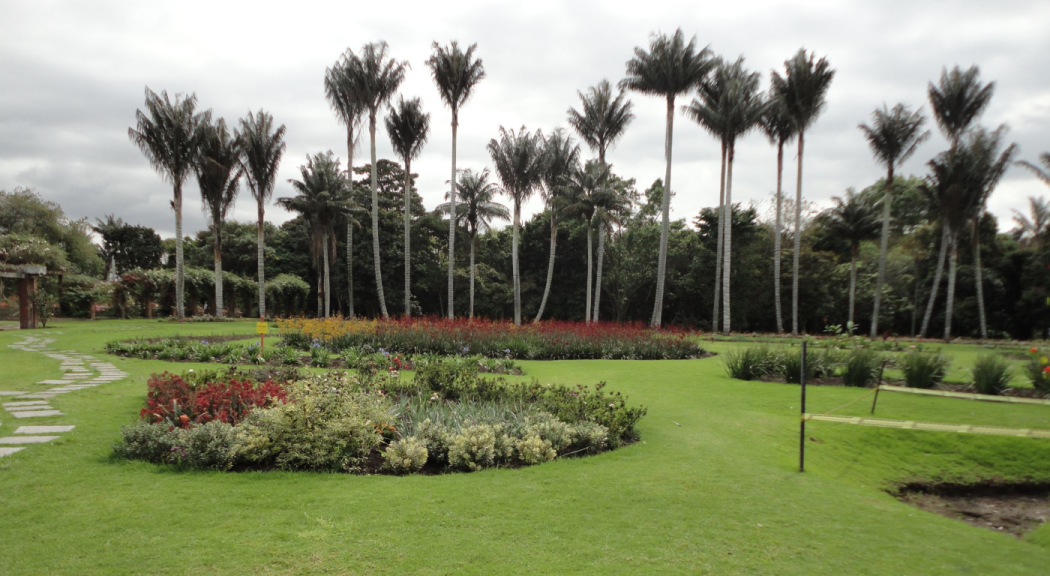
top-left (0, 334), bottom-right (126, 458)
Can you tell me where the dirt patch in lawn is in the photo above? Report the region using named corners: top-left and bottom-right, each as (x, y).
top-left (894, 481), bottom-right (1050, 537)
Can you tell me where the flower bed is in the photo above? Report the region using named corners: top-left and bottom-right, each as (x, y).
top-left (105, 337), bottom-right (523, 374)
top-left (114, 361), bottom-right (646, 474)
top-left (277, 317), bottom-right (703, 360)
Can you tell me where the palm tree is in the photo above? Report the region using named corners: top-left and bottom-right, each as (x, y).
top-left (195, 117), bottom-right (242, 318)
top-left (435, 169), bottom-right (509, 318)
top-left (278, 152), bottom-right (351, 318)
top-left (560, 161), bottom-right (610, 322)
top-left (970, 127), bottom-right (1017, 339)
top-left (823, 189), bottom-right (880, 331)
top-left (385, 96), bottom-right (431, 316)
top-left (534, 129), bottom-right (581, 322)
top-left (92, 214), bottom-right (124, 280)
top-left (919, 65), bottom-right (994, 337)
top-left (325, 50), bottom-right (366, 318)
top-left (858, 103), bottom-right (929, 337)
top-left (128, 88), bottom-right (208, 320)
top-left (488, 126), bottom-right (547, 325)
top-left (350, 41), bottom-right (407, 319)
top-left (688, 58), bottom-right (766, 334)
top-left (771, 49), bottom-right (835, 335)
top-left (1017, 153), bottom-right (1050, 186)
top-left (590, 176), bottom-right (629, 322)
top-left (760, 94), bottom-right (797, 333)
top-left (567, 79), bottom-right (634, 322)
top-left (238, 110), bottom-right (286, 320)
top-left (925, 127), bottom-right (1014, 341)
top-left (620, 29), bottom-right (715, 327)
top-left (685, 59), bottom-right (731, 331)
top-left (1012, 196), bottom-right (1050, 245)
top-left (427, 41), bottom-right (486, 319)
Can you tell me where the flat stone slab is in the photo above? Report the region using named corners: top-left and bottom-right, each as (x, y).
top-left (5, 404), bottom-right (55, 411)
top-left (3, 401), bottom-right (49, 407)
top-left (15, 426), bottom-right (74, 434)
top-left (0, 447), bottom-right (24, 457)
top-left (10, 410), bottom-right (63, 418)
top-left (0, 391), bottom-right (28, 396)
top-left (37, 380), bottom-right (73, 385)
top-left (0, 436), bottom-right (58, 444)
top-left (16, 394), bottom-right (57, 399)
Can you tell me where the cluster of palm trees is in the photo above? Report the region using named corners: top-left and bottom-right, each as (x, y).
top-left (129, 90), bottom-right (286, 320)
top-left (129, 31), bottom-right (1046, 337)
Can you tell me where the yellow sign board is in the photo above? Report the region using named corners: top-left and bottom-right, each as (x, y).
top-left (256, 322), bottom-right (269, 334)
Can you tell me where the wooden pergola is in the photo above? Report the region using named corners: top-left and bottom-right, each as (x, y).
top-left (0, 264), bottom-right (47, 329)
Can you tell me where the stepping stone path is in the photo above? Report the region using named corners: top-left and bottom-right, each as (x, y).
top-left (0, 335), bottom-right (128, 458)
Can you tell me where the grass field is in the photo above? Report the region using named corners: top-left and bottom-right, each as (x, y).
top-left (2, 319), bottom-right (1050, 575)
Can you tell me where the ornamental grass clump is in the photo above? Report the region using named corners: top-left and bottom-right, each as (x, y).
top-left (971, 354), bottom-right (1013, 396)
top-left (780, 348), bottom-right (837, 384)
top-left (840, 348), bottom-right (883, 388)
top-left (722, 346), bottom-right (779, 380)
top-left (1022, 348), bottom-right (1050, 395)
top-left (900, 352), bottom-right (949, 389)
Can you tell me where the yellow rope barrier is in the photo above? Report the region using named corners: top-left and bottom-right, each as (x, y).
top-left (802, 414), bottom-right (1050, 439)
top-left (821, 387), bottom-right (879, 416)
top-left (878, 385), bottom-right (1050, 406)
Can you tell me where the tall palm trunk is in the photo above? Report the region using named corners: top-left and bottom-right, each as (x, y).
top-left (593, 224), bottom-right (606, 322)
top-left (651, 95), bottom-right (675, 328)
top-left (447, 111), bottom-right (458, 319)
top-left (585, 224), bottom-right (593, 323)
top-left (535, 211), bottom-right (557, 322)
top-left (773, 139), bottom-right (785, 333)
top-left (870, 168), bottom-right (893, 337)
top-left (346, 130), bottom-right (355, 319)
top-left (943, 229), bottom-right (958, 342)
top-left (469, 232), bottom-right (476, 319)
top-left (848, 244), bottom-right (858, 327)
top-left (174, 184), bottom-right (185, 320)
top-left (347, 223), bottom-right (354, 318)
top-left (791, 132), bottom-right (804, 334)
top-left (322, 231), bottom-right (331, 317)
top-left (973, 218), bottom-right (988, 339)
top-left (212, 218), bottom-right (223, 317)
top-left (256, 201), bottom-right (266, 319)
top-left (404, 157), bottom-right (413, 316)
top-left (712, 140), bottom-right (727, 332)
top-left (369, 112), bottom-right (389, 318)
top-left (919, 225), bottom-right (949, 337)
top-left (512, 201), bottom-right (522, 325)
top-left (721, 140), bottom-right (735, 334)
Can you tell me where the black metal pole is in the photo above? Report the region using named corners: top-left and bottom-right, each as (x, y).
top-left (800, 340), bottom-right (807, 473)
top-left (871, 359), bottom-right (887, 414)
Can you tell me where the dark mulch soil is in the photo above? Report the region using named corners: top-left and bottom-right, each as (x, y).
top-left (894, 481), bottom-right (1050, 537)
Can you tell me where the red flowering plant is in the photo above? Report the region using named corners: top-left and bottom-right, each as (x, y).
top-left (1023, 348), bottom-right (1050, 395)
top-left (140, 371), bottom-right (288, 428)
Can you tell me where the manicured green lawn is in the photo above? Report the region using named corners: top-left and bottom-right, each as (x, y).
top-left (2, 319), bottom-right (1050, 575)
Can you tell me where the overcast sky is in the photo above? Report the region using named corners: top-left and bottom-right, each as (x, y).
top-left (2, 0), bottom-right (1048, 239)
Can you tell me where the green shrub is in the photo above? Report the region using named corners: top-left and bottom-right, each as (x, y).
top-left (515, 435), bottom-right (556, 464)
top-left (114, 421), bottom-right (182, 464)
top-left (182, 420), bottom-right (237, 470)
top-left (901, 352), bottom-right (949, 389)
top-left (447, 424), bottom-right (513, 471)
top-left (234, 375), bottom-right (391, 471)
top-left (722, 346), bottom-right (778, 380)
top-left (382, 436), bottom-right (429, 474)
top-left (276, 346), bottom-right (302, 366)
top-left (780, 349), bottom-right (835, 384)
top-left (414, 361), bottom-right (482, 399)
top-left (310, 346), bottom-right (332, 368)
top-left (971, 355), bottom-right (1012, 395)
top-left (840, 348), bottom-right (883, 388)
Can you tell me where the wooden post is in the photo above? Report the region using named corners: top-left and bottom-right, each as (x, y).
top-left (18, 277), bottom-right (31, 329)
top-left (799, 339), bottom-right (807, 473)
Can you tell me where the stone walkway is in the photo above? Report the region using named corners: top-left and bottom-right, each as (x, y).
top-left (0, 335), bottom-right (127, 458)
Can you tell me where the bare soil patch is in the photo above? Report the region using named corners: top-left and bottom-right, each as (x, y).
top-left (894, 481), bottom-right (1050, 537)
